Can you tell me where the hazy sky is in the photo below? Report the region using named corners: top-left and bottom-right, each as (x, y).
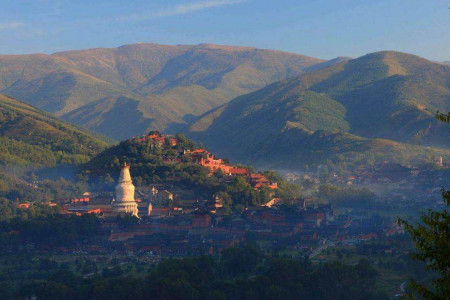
top-left (0, 0), bottom-right (448, 61)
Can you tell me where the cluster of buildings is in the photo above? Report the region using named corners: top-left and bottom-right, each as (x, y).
top-left (61, 203), bottom-right (400, 257)
top-left (285, 160), bottom-right (450, 191)
top-left (331, 162), bottom-right (450, 202)
top-left (62, 162), bottom-right (250, 218)
top-left (54, 162), bottom-right (401, 256)
top-left (62, 163), bottom-right (141, 217)
top-left (17, 132), bottom-right (412, 256)
top-left (12, 154), bottom-right (407, 258)
top-left (132, 132), bottom-right (278, 190)
top-left (189, 149), bottom-right (278, 189)
top-left (350, 162), bottom-right (448, 184)
top-left (133, 132), bottom-right (178, 147)
top-left (188, 149), bottom-right (247, 175)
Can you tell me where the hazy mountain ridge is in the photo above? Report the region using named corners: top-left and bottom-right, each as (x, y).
top-left (187, 51), bottom-right (450, 170)
top-left (0, 43), bottom-right (329, 139)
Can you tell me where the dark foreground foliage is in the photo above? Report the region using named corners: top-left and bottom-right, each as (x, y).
top-left (399, 190), bottom-right (450, 299)
top-left (0, 212), bottom-right (101, 251)
top-left (7, 245), bottom-right (389, 300)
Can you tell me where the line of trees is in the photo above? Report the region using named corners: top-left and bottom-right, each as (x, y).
top-left (9, 245), bottom-right (388, 300)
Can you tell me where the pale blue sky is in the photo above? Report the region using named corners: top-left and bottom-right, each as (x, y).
top-left (0, 0), bottom-right (448, 61)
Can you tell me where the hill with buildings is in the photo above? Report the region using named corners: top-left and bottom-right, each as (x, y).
top-left (187, 51), bottom-right (450, 171)
top-left (0, 43), bottom-right (330, 140)
top-left (81, 132), bottom-right (299, 211)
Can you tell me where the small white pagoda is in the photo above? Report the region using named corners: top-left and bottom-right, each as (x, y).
top-left (112, 163), bottom-right (138, 217)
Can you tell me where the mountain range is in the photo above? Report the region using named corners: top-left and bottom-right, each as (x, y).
top-left (187, 51), bottom-right (450, 170)
top-left (1, 44), bottom-right (449, 172)
top-left (0, 43), bottom-right (332, 140)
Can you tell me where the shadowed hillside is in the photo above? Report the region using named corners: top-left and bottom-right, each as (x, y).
top-left (0, 43), bottom-right (329, 139)
top-left (187, 51), bottom-right (450, 170)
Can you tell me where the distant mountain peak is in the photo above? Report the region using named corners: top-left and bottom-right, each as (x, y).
top-left (186, 50), bottom-right (450, 171)
top-left (0, 43), bottom-right (329, 140)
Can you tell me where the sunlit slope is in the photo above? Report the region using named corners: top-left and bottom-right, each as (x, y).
top-left (187, 51), bottom-right (450, 169)
top-left (0, 94), bottom-right (107, 167)
top-left (0, 43), bottom-right (328, 139)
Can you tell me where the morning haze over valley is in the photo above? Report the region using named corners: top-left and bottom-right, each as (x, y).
top-left (0, 1), bottom-right (449, 299)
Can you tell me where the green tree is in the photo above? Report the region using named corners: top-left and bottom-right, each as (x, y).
top-left (398, 190), bottom-right (450, 299)
top-left (436, 111), bottom-right (450, 123)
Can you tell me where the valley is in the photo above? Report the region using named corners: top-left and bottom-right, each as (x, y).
top-left (0, 44), bottom-right (448, 300)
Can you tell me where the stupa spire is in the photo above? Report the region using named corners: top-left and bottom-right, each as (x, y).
top-left (112, 163), bottom-right (138, 217)
top-left (118, 162), bottom-right (132, 184)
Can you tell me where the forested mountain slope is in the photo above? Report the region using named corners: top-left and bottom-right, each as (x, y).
top-left (187, 51), bottom-right (450, 170)
top-left (0, 93), bottom-right (107, 168)
top-left (0, 43), bottom-right (328, 139)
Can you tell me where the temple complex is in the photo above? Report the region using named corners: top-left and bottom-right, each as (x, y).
top-left (112, 163), bottom-right (139, 217)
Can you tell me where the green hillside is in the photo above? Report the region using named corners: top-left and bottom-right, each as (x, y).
top-left (187, 51), bottom-right (450, 171)
top-left (0, 93), bottom-right (108, 167)
top-left (0, 93), bottom-right (110, 201)
top-left (0, 43), bottom-right (328, 139)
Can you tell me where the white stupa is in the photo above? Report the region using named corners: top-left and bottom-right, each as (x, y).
top-left (112, 163), bottom-right (138, 217)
